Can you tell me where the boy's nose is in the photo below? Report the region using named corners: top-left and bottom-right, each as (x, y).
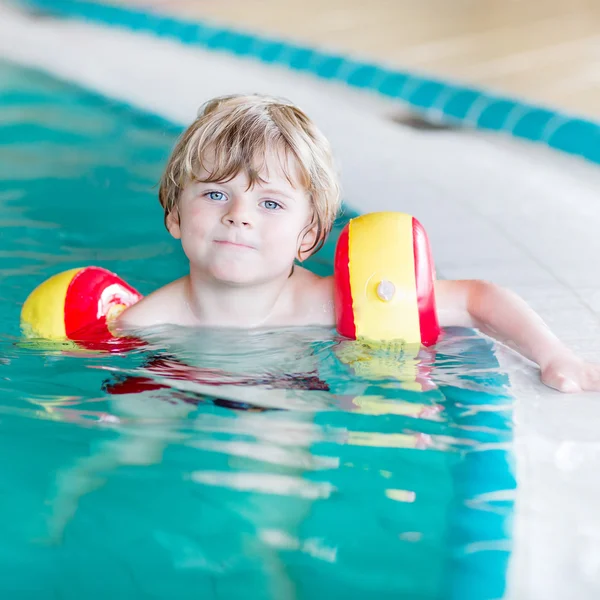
top-left (224, 216), bottom-right (250, 227)
top-left (222, 201), bottom-right (252, 227)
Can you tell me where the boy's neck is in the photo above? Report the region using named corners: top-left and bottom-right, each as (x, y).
top-left (185, 270), bottom-right (289, 328)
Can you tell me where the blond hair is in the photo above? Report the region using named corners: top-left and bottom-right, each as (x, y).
top-left (159, 94), bottom-right (341, 255)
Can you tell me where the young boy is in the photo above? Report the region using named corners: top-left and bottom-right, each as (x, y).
top-left (117, 93), bottom-right (600, 394)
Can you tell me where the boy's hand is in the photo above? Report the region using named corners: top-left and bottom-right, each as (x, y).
top-left (541, 351), bottom-right (600, 393)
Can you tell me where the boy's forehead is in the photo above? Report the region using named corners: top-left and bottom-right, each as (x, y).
top-left (195, 144), bottom-right (306, 190)
top-left (260, 146), bottom-right (305, 186)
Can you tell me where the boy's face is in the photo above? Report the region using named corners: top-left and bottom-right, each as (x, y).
top-left (167, 148), bottom-right (316, 285)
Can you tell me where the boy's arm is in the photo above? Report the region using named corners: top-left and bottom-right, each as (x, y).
top-left (115, 278), bottom-right (188, 331)
top-left (434, 279), bottom-right (600, 393)
top-left (114, 291), bottom-right (173, 331)
top-left (115, 299), bottom-right (157, 330)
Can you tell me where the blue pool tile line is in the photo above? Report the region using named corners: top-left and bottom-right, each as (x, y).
top-left (21, 0), bottom-right (600, 166)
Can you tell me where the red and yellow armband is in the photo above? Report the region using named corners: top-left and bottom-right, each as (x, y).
top-left (334, 212), bottom-right (440, 346)
top-left (20, 266), bottom-right (142, 346)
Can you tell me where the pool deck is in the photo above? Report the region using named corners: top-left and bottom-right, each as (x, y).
top-left (108, 0), bottom-right (600, 121)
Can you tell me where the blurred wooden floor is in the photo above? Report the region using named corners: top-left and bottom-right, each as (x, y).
top-left (112, 0), bottom-right (600, 120)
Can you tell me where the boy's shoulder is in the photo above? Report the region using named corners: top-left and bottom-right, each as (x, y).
top-left (287, 267), bottom-right (335, 326)
top-left (292, 266), bottom-right (333, 293)
top-left (116, 277), bottom-right (189, 330)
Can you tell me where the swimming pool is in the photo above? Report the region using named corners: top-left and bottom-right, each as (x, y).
top-left (0, 59), bottom-right (514, 598)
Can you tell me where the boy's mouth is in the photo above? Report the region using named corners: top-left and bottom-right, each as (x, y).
top-left (214, 240), bottom-right (256, 250)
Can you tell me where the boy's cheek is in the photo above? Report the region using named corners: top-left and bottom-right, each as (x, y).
top-left (264, 236), bottom-right (299, 257)
top-left (181, 218), bottom-right (211, 242)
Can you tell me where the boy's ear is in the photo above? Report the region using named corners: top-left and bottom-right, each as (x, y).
top-left (165, 209), bottom-right (181, 239)
top-left (297, 223), bottom-right (319, 262)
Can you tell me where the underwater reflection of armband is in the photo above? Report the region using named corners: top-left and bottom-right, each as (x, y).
top-left (20, 266), bottom-right (142, 348)
top-left (334, 211), bottom-right (440, 346)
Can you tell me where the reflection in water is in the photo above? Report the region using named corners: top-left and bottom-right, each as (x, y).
top-left (0, 60), bottom-right (514, 599)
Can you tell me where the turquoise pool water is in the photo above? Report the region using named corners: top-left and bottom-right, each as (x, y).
top-left (0, 60), bottom-right (514, 599)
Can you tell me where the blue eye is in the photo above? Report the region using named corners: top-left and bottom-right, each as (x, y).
top-left (262, 200), bottom-right (282, 210)
top-left (207, 191), bottom-right (226, 201)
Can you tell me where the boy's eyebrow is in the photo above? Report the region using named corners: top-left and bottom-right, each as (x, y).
top-left (258, 187), bottom-right (297, 200)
